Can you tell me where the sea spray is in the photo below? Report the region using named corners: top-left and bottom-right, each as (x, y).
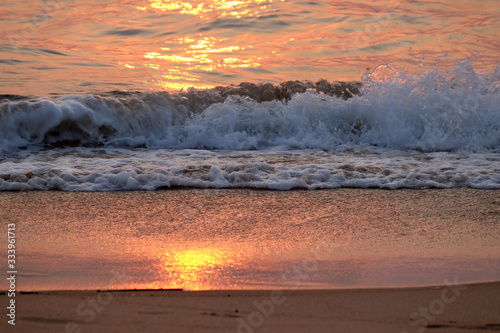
top-left (1, 61), bottom-right (498, 153)
top-left (1, 62), bottom-right (499, 191)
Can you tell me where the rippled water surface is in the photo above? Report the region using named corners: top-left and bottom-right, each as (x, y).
top-left (1, 0), bottom-right (499, 95)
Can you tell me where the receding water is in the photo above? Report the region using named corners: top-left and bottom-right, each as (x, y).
top-left (2, 189), bottom-right (500, 291)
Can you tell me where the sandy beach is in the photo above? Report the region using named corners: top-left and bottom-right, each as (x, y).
top-left (1, 281), bottom-right (499, 332)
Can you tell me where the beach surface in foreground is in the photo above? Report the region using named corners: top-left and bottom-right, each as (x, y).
top-left (1, 281), bottom-right (499, 333)
top-left (1, 189), bottom-right (500, 291)
top-left (1, 189), bottom-right (499, 332)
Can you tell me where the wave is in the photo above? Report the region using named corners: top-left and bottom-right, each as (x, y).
top-left (1, 148), bottom-right (499, 191)
top-left (1, 60), bottom-right (500, 153)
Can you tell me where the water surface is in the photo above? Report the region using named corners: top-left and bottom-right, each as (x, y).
top-left (2, 189), bottom-right (499, 291)
top-left (1, 0), bottom-right (499, 95)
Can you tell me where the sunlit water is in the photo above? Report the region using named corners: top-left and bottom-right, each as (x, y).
top-left (1, 190), bottom-right (500, 291)
top-left (1, 0), bottom-right (499, 95)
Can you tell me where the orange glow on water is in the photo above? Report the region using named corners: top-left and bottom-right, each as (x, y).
top-left (142, 0), bottom-right (273, 18)
top-left (1, 0), bottom-right (499, 96)
top-left (144, 37), bottom-right (254, 70)
top-left (143, 36), bottom-right (261, 90)
top-left (153, 247), bottom-right (240, 290)
top-left (136, 0), bottom-right (274, 90)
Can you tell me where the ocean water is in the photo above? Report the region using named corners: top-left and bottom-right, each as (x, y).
top-left (1, 0), bottom-right (499, 191)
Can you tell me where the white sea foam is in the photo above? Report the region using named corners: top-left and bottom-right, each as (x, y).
top-left (0, 147), bottom-right (499, 191)
top-left (0, 61), bottom-right (499, 191)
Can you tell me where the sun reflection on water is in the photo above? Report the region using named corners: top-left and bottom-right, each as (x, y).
top-left (129, 0), bottom-right (294, 91)
top-left (152, 247), bottom-right (241, 290)
top-left (139, 0), bottom-right (274, 18)
top-left (143, 35), bottom-right (262, 90)
top-left (2, 0), bottom-right (499, 96)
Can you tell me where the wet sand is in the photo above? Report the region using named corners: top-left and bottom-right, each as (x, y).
top-left (1, 189), bottom-right (499, 331)
top-left (1, 281), bottom-right (500, 332)
top-left (1, 189), bottom-right (500, 291)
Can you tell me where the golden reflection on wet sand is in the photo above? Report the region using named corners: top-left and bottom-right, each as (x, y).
top-left (3, 189), bottom-right (500, 291)
top-left (151, 246), bottom-right (242, 290)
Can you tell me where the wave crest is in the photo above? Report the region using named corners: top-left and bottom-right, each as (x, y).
top-left (1, 61), bottom-right (499, 153)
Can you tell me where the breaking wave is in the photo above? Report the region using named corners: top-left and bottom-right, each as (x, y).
top-left (1, 60), bottom-right (499, 154)
top-left (1, 60), bottom-right (500, 191)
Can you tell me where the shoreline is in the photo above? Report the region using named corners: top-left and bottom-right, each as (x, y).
top-left (1, 186), bottom-right (499, 191)
top-left (2, 281), bottom-right (499, 332)
top-left (3, 278), bottom-right (500, 294)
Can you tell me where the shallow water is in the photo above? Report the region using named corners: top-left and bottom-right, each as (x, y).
top-left (2, 189), bottom-right (499, 291)
top-left (1, 0), bottom-right (499, 95)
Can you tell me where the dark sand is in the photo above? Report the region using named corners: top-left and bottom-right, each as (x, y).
top-left (1, 281), bottom-right (500, 332)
